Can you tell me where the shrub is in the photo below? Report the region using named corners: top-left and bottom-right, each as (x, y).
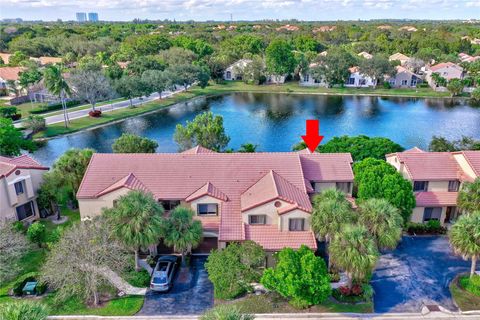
top-left (0, 301), bottom-right (48, 320)
top-left (261, 245), bottom-right (331, 308)
top-left (23, 115), bottom-right (46, 133)
top-left (124, 269), bottom-right (151, 287)
top-left (29, 100), bottom-right (80, 114)
top-left (328, 272), bottom-right (340, 283)
top-left (26, 222), bottom-right (46, 247)
top-left (382, 82), bottom-right (391, 89)
top-left (206, 241), bottom-right (265, 300)
top-left (12, 272), bottom-right (38, 296)
top-left (406, 221), bottom-right (446, 235)
top-left (201, 304), bottom-right (254, 320)
top-left (12, 221), bottom-right (25, 233)
top-left (88, 110), bottom-right (102, 117)
top-left (332, 284), bottom-right (372, 303)
top-left (460, 275), bottom-right (480, 297)
top-left (0, 106), bottom-right (19, 118)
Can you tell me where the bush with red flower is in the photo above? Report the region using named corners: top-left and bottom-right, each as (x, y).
top-left (332, 284), bottom-right (373, 303)
top-left (88, 110), bottom-right (102, 117)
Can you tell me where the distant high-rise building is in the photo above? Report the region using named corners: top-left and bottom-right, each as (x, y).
top-left (76, 12), bottom-right (87, 22)
top-left (88, 12), bottom-right (99, 22)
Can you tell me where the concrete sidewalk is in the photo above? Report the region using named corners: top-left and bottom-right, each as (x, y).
top-left (15, 87), bottom-right (185, 128)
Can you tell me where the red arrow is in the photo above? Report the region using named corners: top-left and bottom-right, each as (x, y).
top-left (301, 120), bottom-right (324, 153)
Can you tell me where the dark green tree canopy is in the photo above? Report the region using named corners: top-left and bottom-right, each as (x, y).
top-left (265, 39), bottom-right (296, 76)
top-left (112, 133), bottom-right (158, 153)
top-left (0, 118), bottom-right (35, 156)
top-left (293, 135), bottom-right (403, 161)
top-left (174, 111), bottom-right (230, 152)
top-left (261, 245), bottom-right (331, 308)
top-left (354, 158), bottom-right (415, 223)
top-left (205, 241), bottom-right (265, 300)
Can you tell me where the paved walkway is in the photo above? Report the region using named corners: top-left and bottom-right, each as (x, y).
top-left (372, 236), bottom-right (473, 313)
top-left (16, 87), bottom-right (185, 127)
top-left (138, 257), bottom-right (213, 316)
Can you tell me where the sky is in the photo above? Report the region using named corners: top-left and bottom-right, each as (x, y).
top-left (0, 0), bottom-right (479, 21)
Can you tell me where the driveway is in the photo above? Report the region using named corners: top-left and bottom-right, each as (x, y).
top-left (372, 236), bottom-right (471, 313)
top-left (138, 256), bottom-right (213, 315)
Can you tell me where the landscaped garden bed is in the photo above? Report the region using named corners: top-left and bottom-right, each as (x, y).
top-left (217, 292), bottom-right (373, 314)
top-left (405, 220), bottom-right (447, 235)
top-left (450, 274), bottom-right (480, 311)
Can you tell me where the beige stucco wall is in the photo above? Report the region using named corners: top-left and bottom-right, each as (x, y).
top-left (78, 187), bottom-right (130, 220)
top-left (453, 154), bottom-right (478, 181)
top-left (411, 206), bottom-right (447, 224)
top-left (427, 181), bottom-right (450, 192)
top-left (279, 209), bottom-right (311, 231)
top-left (386, 155), bottom-right (411, 180)
top-left (187, 195), bottom-right (222, 214)
top-left (0, 168), bottom-right (45, 224)
top-left (242, 199), bottom-right (289, 227)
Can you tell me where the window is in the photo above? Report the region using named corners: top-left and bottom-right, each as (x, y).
top-left (249, 215), bottom-right (266, 225)
top-left (389, 79), bottom-right (396, 86)
top-left (410, 79), bottom-right (417, 87)
top-left (197, 203), bottom-right (218, 216)
top-left (401, 79), bottom-right (408, 86)
top-left (303, 74), bottom-right (309, 82)
top-left (413, 181), bottom-right (428, 192)
top-left (347, 77), bottom-right (355, 85)
top-left (336, 182), bottom-right (351, 194)
top-left (448, 180), bottom-right (460, 192)
top-left (226, 71), bottom-right (231, 79)
top-left (14, 181), bottom-right (24, 195)
top-left (423, 207), bottom-right (442, 222)
top-left (160, 200), bottom-right (180, 211)
top-left (289, 218), bottom-right (305, 231)
top-left (359, 78), bottom-right (367, 86)
top-left (314, 78), bottom-right (322, 84)
top-left (16, 201), bottom-right (35, 221)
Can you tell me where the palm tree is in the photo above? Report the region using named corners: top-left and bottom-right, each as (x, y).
top-left (458, 178), bottom-right (480, 214)
top-left (357, 198), bottom-right (403, 250)
top-left (103, 190), bottom-right (165, 271)
top-left (311, 188), bottom-right (355, 270)
top-left (238, 143), bottom-right (258, 153)
top-left (449, 212), bottom-right (480, 278)
top-left (163, 206), bottom-right (203, 266)
top-left (329, 224), bottom-right (379, 288)
top-left (43, 64), bottom-right (71, 128)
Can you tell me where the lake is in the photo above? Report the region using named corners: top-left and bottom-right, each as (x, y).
top-left (32, 92), bottom-right (480, 166)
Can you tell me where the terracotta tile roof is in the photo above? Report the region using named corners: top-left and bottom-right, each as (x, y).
top-left (244, 224), bottom-right (317, 251)
top-left (37, 56), bottom-right (62, 65)
top-left (394, 151), bottom-right (462, 181)
top-left (96, 173), bottom-right (149, 197)
top-left (0, 53), bottom-right (11, 64)
top-left (429, 62), bottom-right (463, 72)
top-left (300, 152), bottom-right (354, 182)
top-left (389, 53), bottom-right (410, 62)
top-left (0, 67), bottom-right (25, 81)
top-left (0, 155), bottom-right (48, 178)
top-left (458, 151), bottom-right (480, 177)
top-left (78, 151), bottom-right (354, 245)
top-left (181, 146), bottom-right (216, 154)
top-left (186, 182), bottom-right (228, 202)
top-left (241, 170), bottom-right (311, 213)
top-left (415, 192), bottom-right (458, 207)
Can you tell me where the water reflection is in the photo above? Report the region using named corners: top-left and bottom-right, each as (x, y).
top-left (32, 92), bottom-right (480, 166)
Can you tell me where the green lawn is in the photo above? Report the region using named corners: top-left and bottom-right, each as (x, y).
top-left (450, 274), bottom-right (480, 311)
top-left (219, 293), bottom-right (373, 314)
top-left (0, 209), bottom-right (145, 316)
top-left (199, 81), bottom-right (453, 98)
top-left (34, 81), bottom-right (457, 139)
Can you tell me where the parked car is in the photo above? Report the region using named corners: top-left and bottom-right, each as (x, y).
top-left (150, 255), bottom-right (178, 292)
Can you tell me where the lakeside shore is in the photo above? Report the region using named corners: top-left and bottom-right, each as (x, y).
top-left (34, 81), bottom-right (466, 140)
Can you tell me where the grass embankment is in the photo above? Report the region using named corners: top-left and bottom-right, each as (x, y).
top-left (0, 97), bottom-right (125, 119)
top-left (199, 81), bottom-right (453, 98)
top-left (220, 293), bottom-right (373, 314)
top-left (450, 274), bottom-right (480, 311)
top-left (35, 81), bottom-right (453, 139)
top-left (0, 209), bottom-right (144, 316)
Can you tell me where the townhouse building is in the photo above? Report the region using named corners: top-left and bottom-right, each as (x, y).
top-left (386, 148), bottom-right (480, 225)
top-left (76, 147), bottom-right (354, 260)
top-left (0, 155), bottom-right (48, 224)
